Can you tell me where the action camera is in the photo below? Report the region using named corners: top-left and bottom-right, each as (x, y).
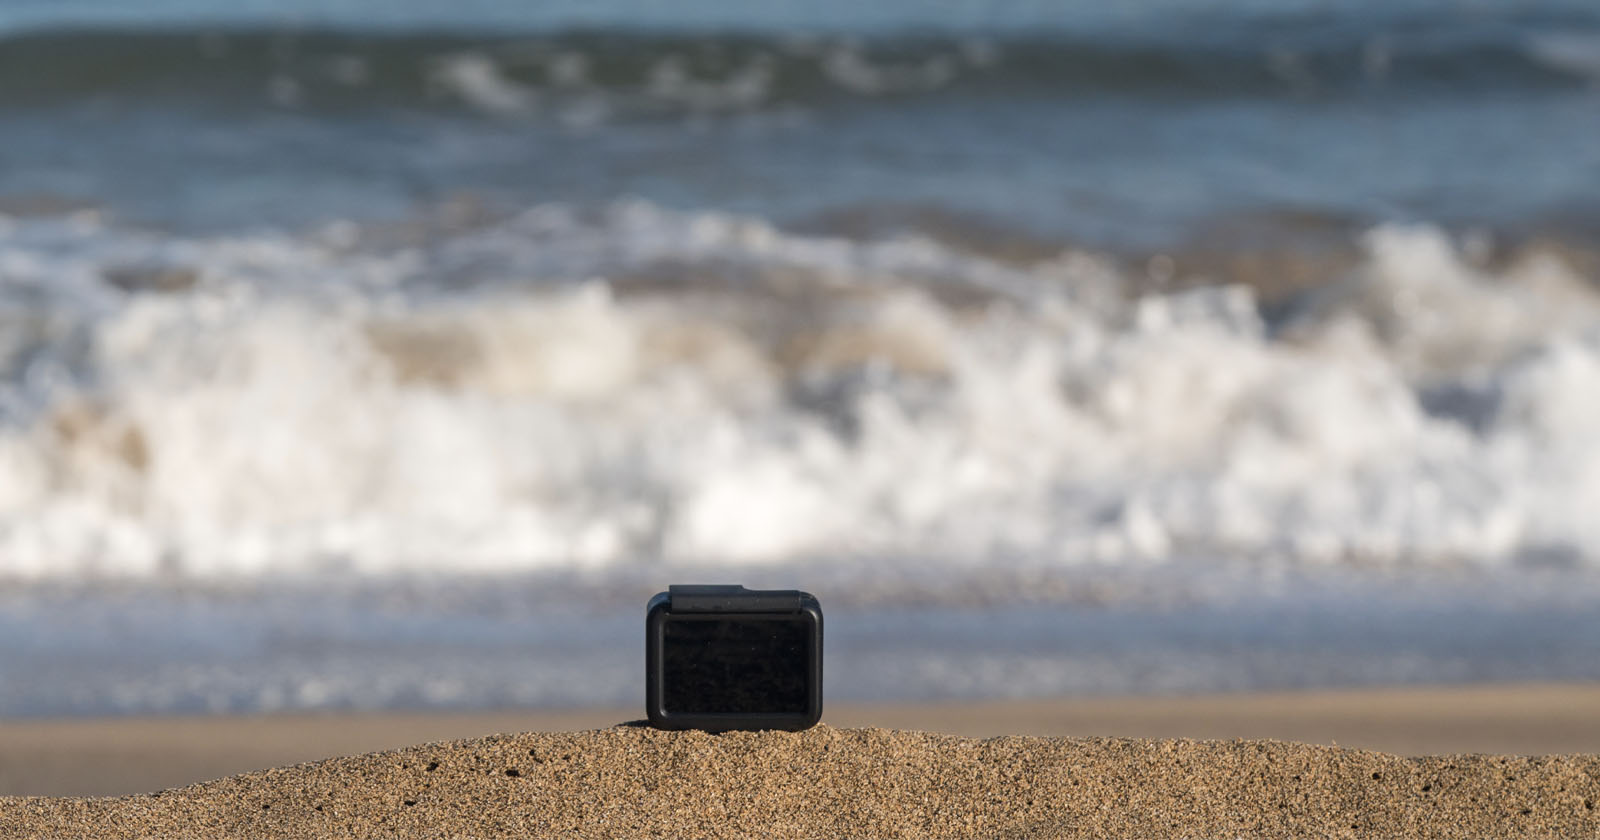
top-left (646, 585), bottom-right (823, 732)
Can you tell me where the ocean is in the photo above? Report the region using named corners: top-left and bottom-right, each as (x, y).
top-left (2, 0), bottom-right (1600, 716)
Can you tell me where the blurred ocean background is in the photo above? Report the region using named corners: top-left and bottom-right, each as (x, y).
top-left (3, 0), bottom-right (1600, 716)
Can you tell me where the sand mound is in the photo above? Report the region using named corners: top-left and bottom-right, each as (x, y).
top-left (3, 725), bottom-right (1597, 838)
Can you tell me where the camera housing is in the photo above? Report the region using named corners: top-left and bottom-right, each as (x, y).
top-left (646, 585), bottom-right (823, 732)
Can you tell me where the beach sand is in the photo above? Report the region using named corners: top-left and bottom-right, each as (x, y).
top-left (3, 684), bottom-right (1599, 837)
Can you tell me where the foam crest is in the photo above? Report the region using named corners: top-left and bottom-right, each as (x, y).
top-left (1, 207), bottom-right (1598, 579)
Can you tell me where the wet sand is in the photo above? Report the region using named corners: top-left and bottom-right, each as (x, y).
top-left (3, 684), bottom-right (1598, 837)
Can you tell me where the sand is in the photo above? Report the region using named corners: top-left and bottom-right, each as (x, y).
top-left (3, 723), bottom-right (1599, 839)
top-left (5, 685), bottom-right (1600, 838)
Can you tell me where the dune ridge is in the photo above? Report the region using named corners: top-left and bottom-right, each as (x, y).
top-left (3, 724), bottom-right (1598, 838)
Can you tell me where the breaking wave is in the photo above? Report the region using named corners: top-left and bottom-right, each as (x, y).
top-left (2, 202), bottom-right (1600, 579)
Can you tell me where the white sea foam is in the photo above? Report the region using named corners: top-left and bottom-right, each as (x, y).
top-left (429, 52), bottom-right (540, 115)
top-left (1526, 32), bottom-right (1600, 83)
top-left (1, 204), bottom-right (1598, 579)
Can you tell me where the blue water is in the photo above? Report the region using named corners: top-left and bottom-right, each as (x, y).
top-left (5, 572), bottom-right (1600, 717)
top-left (4, 0), bottom-right (1600, 717)
top-left (8, 0), bottom-right (1583, 36)
top-left (1, 0), bottom-right (1596, 247)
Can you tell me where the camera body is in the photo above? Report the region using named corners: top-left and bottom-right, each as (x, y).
top-left (645, 585), bottom-right (823, 732)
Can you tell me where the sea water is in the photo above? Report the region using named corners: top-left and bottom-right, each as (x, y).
top-left (2, 0), bottom-right (1599, 716)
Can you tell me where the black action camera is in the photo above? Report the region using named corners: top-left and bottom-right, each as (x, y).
top-left (646, 585), bottom-right (823, 732)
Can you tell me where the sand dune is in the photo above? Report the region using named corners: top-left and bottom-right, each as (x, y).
top-left (4, 724), bottom-right (1598, 839)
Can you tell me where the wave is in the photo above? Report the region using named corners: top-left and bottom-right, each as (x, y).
top-left (0, 25), bottom-right (1594, 117)
top-left (1, 202), bottom-right (1599, 579)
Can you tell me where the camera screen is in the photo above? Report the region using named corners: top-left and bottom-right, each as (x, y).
top-left (661, 616), bottom-right (810, 715)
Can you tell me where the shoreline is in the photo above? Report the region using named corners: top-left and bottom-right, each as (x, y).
top-left (5, 682), bottom-right (1599, 798)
